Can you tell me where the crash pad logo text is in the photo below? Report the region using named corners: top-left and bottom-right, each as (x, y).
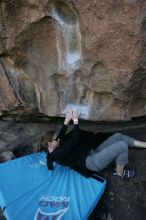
top-left (34, 195), bottom-right (70, 220)
top-left (39, 195), bottom-right (70, 208)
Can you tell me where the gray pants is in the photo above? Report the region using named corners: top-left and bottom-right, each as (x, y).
top-left (85, 133), bottom-right (134, 172)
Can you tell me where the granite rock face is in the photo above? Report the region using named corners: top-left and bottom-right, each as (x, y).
top-left (0, 0), bottom-right (146, 121)
top-left (0, 119), bottom-right (146, 220)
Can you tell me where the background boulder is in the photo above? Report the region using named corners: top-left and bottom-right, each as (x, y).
top-left (0, 0), bottom-right (146, 121)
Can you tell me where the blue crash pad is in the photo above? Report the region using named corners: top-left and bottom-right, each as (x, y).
top-left (0, 152), bottom-right (106, 220)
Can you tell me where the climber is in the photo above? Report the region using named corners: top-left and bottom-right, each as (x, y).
top-left (46, 109), bottom-right (146, 180)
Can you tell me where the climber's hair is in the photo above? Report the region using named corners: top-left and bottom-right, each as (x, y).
top-left (33, 128), bottom-right (61, 153)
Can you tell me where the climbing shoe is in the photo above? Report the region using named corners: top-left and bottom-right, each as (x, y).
top-left (121, 169), bottom-right (135, 180)
top-left (113, 169), bottom-right (135, 180)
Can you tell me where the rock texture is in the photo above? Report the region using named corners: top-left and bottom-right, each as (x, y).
top-left (0, 0), bottom-right (146, 121)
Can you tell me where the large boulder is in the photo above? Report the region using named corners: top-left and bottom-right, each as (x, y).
top-left (0, 0), bottom-right (146, 121)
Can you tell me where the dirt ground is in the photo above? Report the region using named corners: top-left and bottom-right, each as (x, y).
top-left (89, 129), bottom-right (146, 220)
